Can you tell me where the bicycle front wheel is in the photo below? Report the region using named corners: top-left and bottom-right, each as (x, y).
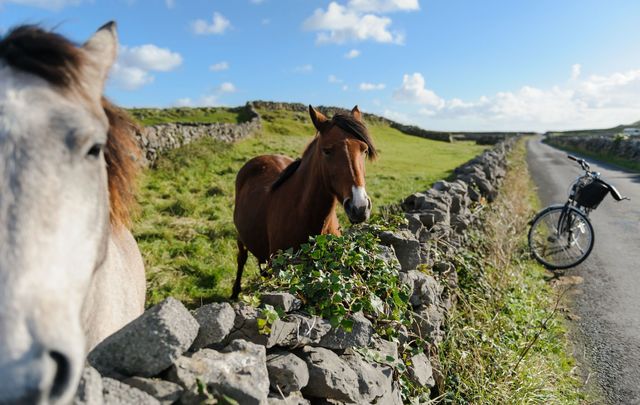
top-left (528, 205), bottom-right (594, 269)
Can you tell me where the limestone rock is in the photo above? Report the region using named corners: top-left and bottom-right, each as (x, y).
top-left (266, 351), bottom-right (309, 395)
top-left (167, 340), bottom-right (269, 405)
top-left (73, 366), bottom-right (103, 405)
top-left (123, 377), bottom-right (183, 405)
top-left (102, 378), bottom-right (160, 405)
top-left (88, 297), bottom-right (199, 378)
top-left (300, 347), bottom-right (360, 402)
top-left (191, 302), bottom-right (236, 350)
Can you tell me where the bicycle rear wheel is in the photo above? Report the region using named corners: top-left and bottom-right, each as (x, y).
top-left (528, 205), bottom-right (594, 269)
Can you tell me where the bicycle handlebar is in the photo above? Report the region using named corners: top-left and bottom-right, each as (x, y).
top-left (567, 155), bottom-right (590, 172)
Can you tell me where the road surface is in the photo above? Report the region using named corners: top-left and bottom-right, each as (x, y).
top-left (527, 137), bottom-right (640, 404)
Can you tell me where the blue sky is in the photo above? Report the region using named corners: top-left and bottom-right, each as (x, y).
top-left (2, 0), bottom-right (640, 131)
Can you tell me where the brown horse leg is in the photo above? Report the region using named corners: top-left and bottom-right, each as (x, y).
top-left (231, 239), bottom-right (249, 300)
top-left (258, 261), bottom-right (268, 277)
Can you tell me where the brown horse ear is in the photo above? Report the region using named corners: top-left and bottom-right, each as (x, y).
top-left (351, 105), bottom-right (362, 122)
top-left (309, 105), bottom-right (328, 132)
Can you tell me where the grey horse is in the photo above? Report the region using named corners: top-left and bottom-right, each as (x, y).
top-left (0, 22), bottom-right (146, 403)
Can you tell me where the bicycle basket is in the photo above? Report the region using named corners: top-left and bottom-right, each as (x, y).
top-left (575, 179), bottom-right (609, 209)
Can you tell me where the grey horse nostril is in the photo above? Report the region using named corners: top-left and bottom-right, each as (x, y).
top-left (49, 351), bottom-right (72, 400)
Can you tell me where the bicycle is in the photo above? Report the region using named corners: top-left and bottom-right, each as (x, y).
top-left (528, 155), bottom-right (629, 269)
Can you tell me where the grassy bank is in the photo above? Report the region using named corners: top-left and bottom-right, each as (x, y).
top-left (545, 139), bottom-right (640, 172)
top-left (133, 108), bottom-right (486, 306)
top-left (128, 107), bottom-right (246, 126)
top-left (437, 139), bottom-right (588, 403)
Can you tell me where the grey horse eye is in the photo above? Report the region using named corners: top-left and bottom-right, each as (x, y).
top-left (86, 143), bottom-right (104, 159)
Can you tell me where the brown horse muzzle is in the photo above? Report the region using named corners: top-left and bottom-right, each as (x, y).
top-left (343, 197), bottom-right (372, 224)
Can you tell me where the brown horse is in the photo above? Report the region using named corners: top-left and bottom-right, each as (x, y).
top-left (232, 105), bottom-right (377, 298)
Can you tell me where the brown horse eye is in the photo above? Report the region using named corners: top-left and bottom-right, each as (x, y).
top-left (322, 148), bottom-right (332, 156)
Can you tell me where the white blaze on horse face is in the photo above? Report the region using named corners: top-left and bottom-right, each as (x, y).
top-left (351, 186), bottom-right (369, 209)
top-left (0, 65), bottom-right (109, 403)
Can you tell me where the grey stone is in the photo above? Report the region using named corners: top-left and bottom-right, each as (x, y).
top-left (191, 302), bottom-right (235, 350)
top-left (375, 381), bottom-right (403, 405)
top-left (286, 314), bottom-right (332, 347)
top-left (407, 353), bottom-right (435, 388)
top-left (317, 312), bottom-right (374, 350)
top-left (299, 347), bottom-right (360, 402)
top-left (102, 378), bottom-right (160, 405)
top-left (73, 366), bottom-right (103, 405)
top-left (167, 340), bottom-right (269, 405)
top-left (419, 209), bottom-right (450, 229)
top-left (261, 292), bottom-right (302, 313)
top-left (412, 304), bottom-right (446, 343)
top-left (88, 297), bottom-right (199, 378)
top-left (375, 245), bottom-right (401, 271)
top-left (371, 338), bottom-right (399, 361)
top-left (378, 230), bottom-right (421, 272)
top-left (266, 351), bottom-right (309, 395)
top-left (267, 392), bottom-right (310, 405)
top-left (341, 351), bottom-right (392, 403)
top-left (226, 306), bottom-right (299, 348)
top-left (123, 377), bottom-right (183, 405)
top-left (404, 213), bottom-right (424, 235)
top-left (400, 270), bottom-right (442, 308)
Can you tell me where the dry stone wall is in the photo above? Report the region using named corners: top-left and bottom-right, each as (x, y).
top-left (74, 139), bottom-right (514, 404)
top-left (546, 135), bottom-right (640, 165)
top-left (135, 103), bottom-right (262, 165)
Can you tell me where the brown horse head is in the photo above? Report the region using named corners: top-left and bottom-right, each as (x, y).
top-left (308, 105), bottom-right (377, 223)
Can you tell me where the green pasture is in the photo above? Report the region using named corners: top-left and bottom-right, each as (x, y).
top-left (128, 107), bottom-right (247, 126)
top-left (133, 107), bottom-right (486, 306)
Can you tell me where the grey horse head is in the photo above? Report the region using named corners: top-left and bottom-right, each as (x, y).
top-left (0, 22), bottom-right (118, 403)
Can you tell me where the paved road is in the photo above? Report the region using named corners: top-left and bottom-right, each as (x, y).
top-left (527, 137), bottom-right (640, 404)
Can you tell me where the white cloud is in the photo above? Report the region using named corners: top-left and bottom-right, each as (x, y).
top-left (345, 49), bottom-right (361, 59)
top-left (175, 97), bottom-right (193, 107)
top-left (293, 64), bottom-right (313, 73)
top-left (392, 66), bottom-right (640, 131)
top-left (342, 85), bottom-right (349, 91)
top-left (393, 72), bottom-right (444, 107)
top-left (572, 63), bottom-right (581, 80)
top-left (0, 0), bottom-right (83, 10)
top-left (165, 0), bottom-right (174, 8)
top-left (360, 82), bottom-right (386, 91)
top-left (110, 44), bottom-right (182, 90)
top-left (210, 61), bottom-right (230, 72)
top-left (218, 82), bottom-right (236, 93)
top-left (303, 2), bottom-right (404, 44)
top-left (110, 65), bottom-right (154, 90)
top-left (191, 12), bottom-right (231, 35)
top-left (119, 45), bottom-right (182, 72)
top-left (328, 74), bottom-right (343, 83)
top-left (347, 0), bottom-right (419, 13)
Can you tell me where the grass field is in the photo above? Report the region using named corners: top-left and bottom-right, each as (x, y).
top-left (133, 107), bottom-right (486, 306)
top-left (128, 107), bottom-right (248, 126)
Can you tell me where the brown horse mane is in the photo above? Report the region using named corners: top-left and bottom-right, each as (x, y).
top-left (271, 112), bottom-right (377, 191)
top-left (0, 25), bottom-right (140, 226)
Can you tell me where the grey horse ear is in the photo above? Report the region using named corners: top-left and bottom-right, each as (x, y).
top-left (351, 105), bottom-right (362, 122)
top-left (82, 21), bottom-right (118, 100)
top-left (309, 105), bottom-right (328, 132)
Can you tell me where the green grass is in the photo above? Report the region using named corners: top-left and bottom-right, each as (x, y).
top-left (133, 108), bottom-right (486, 306)
top-left (127, 107), bottom-right (247, 126)
top-left (437, 139), bottom-right (589, 404)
